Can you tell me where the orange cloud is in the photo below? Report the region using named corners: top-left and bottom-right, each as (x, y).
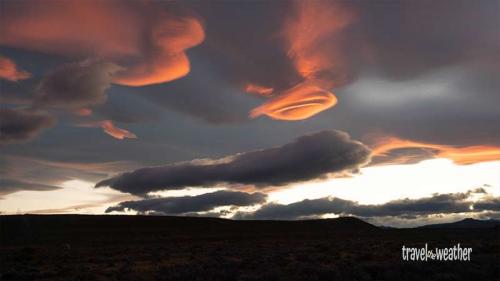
top-left (250, 1), bottom-right (355, 121)
top-left (100, 120), bottom-right (137, 140)
top-left (284, 1), bottom-right (354, 83)
top-left (74, 108), bottom-right (93, 116)
top-left (0, 1), bottom-right (204, 87)
top-left (371, 136), bottom-right (500, 165)
top-left (0, 1), bottom-right (142, 58)
top-left (245, 83), bottom-right (274, 97)
top-left (112, 17), bottom-right (205, 86)
top-left (0, 56), bottom-right (31, 81)
top-left (250, 80), bottom-right (337, 120)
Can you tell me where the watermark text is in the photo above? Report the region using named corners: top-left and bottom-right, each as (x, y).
top-left (402, 243), bottom-right (472, 261)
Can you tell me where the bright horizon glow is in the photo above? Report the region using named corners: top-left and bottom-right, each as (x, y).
top-left (0, 179), bottom-right (136, 214)
top-left (268, 159), bottom-right (500, 205)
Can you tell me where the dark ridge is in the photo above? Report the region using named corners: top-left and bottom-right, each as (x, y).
top-left (418, 218), bottom-right (500, 229)
top-left (0, 215), bottom-right (377, 246)
top-left (1, 215), bottom-right (498, 281)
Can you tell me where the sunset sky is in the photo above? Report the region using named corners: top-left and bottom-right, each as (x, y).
top-left (1, 0), bottom-right (499, 227)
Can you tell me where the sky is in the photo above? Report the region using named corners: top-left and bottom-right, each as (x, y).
top-left (0, 0), bottom-right (499, 227)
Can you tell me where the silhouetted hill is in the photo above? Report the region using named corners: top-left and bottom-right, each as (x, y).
top-left (1, 215), bottom-right (498, 281)
top-left (0, 215), bottom-right (377, 245)
top-left (418, 218), bottom-right (500, 229)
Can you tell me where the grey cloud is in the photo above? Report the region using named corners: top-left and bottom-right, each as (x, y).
top-left (0, 108), bottom-right (56, 144)
top-left (235, 197), bottom-right (355, 220)
top-left (238, 188), bottom-right (498, 220)
top-left (35, 60), bottom-right (121, 110)
top-left (0, 178), bottom-right (60, 198)
top-left (96, 130), bottom-right (371, 195)
top-left (96, 130), bottom-right (370, 194)
top-left (106, 190), bottom-right (267, 215)
top-left (474, 197), bottom-right (500, 212)
top-left (352, 193), bottom-right (472, 217)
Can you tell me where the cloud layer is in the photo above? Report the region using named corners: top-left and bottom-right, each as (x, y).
top-left (106, 190), bottom-right (266, 215)
top-left (97, 130), bottom-right (371, 195)
top-left (236, 188), bottom-right (500, 220)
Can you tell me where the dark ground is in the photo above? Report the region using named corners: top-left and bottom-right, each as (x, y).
top-left (0, 215), bottom-right (498, 281)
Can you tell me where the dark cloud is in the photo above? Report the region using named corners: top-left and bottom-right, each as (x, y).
top-left (106, 190), bottom-right (266, 215)
top-left (96, 130), bottom-right (371, 195)
top-left (34, 60), bottom-right (121, 110)
top-left (0, 108), bottom-right (56, 144)
top-left (474, 197), bottom-right (500, 212)
top-left (235, 197), bottom-right (353, 220)
top-left (237, 188), bottom-right (498, 220)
